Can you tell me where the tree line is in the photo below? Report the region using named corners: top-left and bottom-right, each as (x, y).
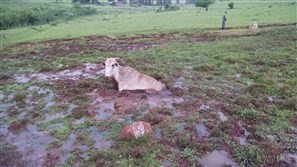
top-left (0, 5), bottom-right (97, 30)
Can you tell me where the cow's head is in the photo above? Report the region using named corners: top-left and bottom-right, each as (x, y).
top-left (103, 58), bottom-right (120, 77)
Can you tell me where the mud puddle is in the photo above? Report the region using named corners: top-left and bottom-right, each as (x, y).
top-left (155, 127), bottom-right (162, 139)
top-left (236, 122), bottom-right (250, 145)
top-left (176, 123), bottom-right (185, 133)
top-left (89, 126), bottom-right (114, 151)
top-left (5, 67), bottom-right (187, 166)
top-left (13, 63), bottom-right (104, 83)
top-left (218, 111), bottom-right (228, 122)
top-left (199, 150), bottom-right (238, 166)
top-left (287, 153), bottom-right (297, 164)
top-left (196, 122), bottom-right (209, 138)
top-left (147, 90), bottom-right (184, 109)
top-left (0, 124), bottom-right (54, 166)
top-left (1, 86), bottom-right (55, 119)
top-left (87, 89), bottom-right (185, 123)
top-left (173, 65), bottom-right (192, 90)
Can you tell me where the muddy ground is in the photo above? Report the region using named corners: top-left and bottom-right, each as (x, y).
top-left (1, 26), bottom-right (297, 167)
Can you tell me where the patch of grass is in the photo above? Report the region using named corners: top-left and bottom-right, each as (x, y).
top-left (31, 100), bottom-right (48, 112)
top-left (180, 147), bottom-right (198, 167)
top-left (96, 121), bottom-right (122, 140)
top-left (237, 109), bottom-right (265, 120)
top-left (69, 106), bottom-right (88, 119)
top-left (115, 137), bottom-right (161, 166)
top-left (13, 91), bottom-right (26, 108)
top-left (70, 95), bottom-right (89, 105)
top-left (86, 136), bottom-right (161, 167)
top-left (269, 109), bottom-right (293, 133)
top-left (39, 118), bottom-right (73, 141)
top-left (234, 145), bottom-right (265, 167)
top-left (51, 120), bottom-right (72, 140)
top-left (279, 98), bottom-right (297, 110)
top-left (75, 117), bottom-right (94, 129)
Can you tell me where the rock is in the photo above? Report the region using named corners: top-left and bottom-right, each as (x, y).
top-left (88, 110), bottom-right (96, 117)
top-left (118, 121), bottom-right (153, 140)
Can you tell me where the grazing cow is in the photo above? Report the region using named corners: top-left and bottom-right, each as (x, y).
top-left (251, 22), bottom-right (258, 29)
top-left (103, 58), bottom-right (166, 92)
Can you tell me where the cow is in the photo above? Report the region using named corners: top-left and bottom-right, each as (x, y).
top-left (251, 22), bottom-right (258, 29)
top-left (103, 58), bottom-right (166, 92)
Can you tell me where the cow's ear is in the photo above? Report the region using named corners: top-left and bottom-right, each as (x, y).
top-left (115, 57), bottom-right (122, 65)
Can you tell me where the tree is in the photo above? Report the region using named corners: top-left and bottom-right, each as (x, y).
top-left (228, 2), bottom-right (234, 9)
top-left (195, 0), bottom-right (215, 12)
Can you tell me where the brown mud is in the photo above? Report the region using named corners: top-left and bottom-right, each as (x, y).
top-left (6, 31), bottom-right (261, 58)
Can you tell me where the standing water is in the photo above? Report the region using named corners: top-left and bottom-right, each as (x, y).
top-left (199, 150), bottom-right (238, 166)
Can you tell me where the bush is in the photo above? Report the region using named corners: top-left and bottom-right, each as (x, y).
top-left (0, 5), bottom-right (97, 30)
top-left (155, 5), bottom-right (179, 13)
top-left (165, 4), bottom-right (170, 9)
top-left (228, 2), bottom-right (234, 9)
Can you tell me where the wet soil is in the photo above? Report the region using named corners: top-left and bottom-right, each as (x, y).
top-left (1, 71), bottom-right (187, 166)
top-left (1, 26), bottom-right (297, 166)
top-left (3, 31), bottom-right (264, 60)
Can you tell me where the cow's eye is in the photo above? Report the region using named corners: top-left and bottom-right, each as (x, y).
top-left (112, 64), bottom-right (115, 67)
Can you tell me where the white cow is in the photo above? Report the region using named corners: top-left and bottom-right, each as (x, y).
top-left (103, 58), bottom-right (166, 92)
top-left (251, 22), bottom-right (258, 29)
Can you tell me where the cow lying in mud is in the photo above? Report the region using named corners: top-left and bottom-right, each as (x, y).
top-left (103, 58), bottom-right (166, 92)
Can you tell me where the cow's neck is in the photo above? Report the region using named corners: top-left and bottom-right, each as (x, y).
top-left (113, 66), bottom-right (122, 81)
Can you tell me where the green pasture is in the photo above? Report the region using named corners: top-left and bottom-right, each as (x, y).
top-left (1, 0), bottom-right (296, 45)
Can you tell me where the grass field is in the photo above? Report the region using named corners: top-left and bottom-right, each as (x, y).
top-left (1, 0), bottom-right (296, 45)
top-left (0, 0), bottom-right (297, 166)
